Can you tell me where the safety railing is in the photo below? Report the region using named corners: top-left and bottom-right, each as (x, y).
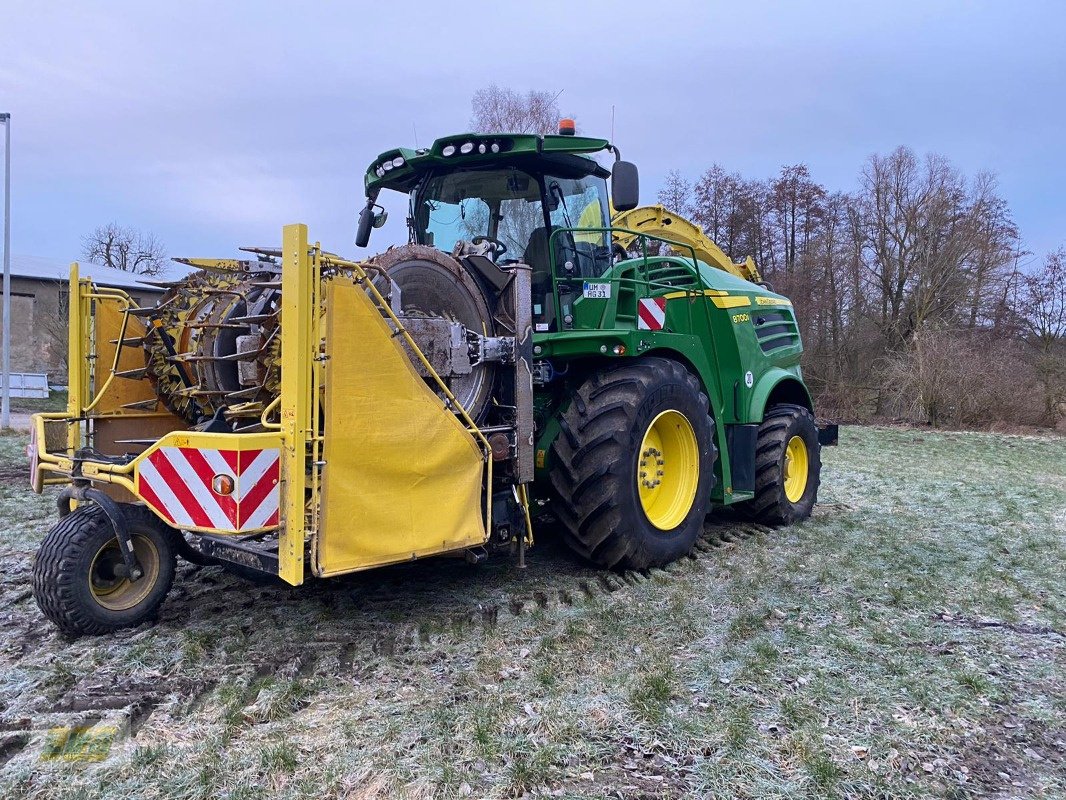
top-left (547, 226), bottom-right (717, 333)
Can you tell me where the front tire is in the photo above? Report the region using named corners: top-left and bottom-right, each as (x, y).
top-left (32, 504), bottom-right (177, 636)
top-left (741, 403), bottom-right (821, 525)
top-left (550, 358), bottom-right (717, 570)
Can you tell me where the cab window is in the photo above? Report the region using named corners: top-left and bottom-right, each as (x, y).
top-left (543, 175), bottom-right (612, 278)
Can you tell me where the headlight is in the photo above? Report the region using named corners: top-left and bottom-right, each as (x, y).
top-left (460, 141), bottom-right (474, 154)
top-left (375, 166), bottom-right (385, 177)
top-left (382, 161), bottom-right (394, 172)
top-left (490, 142), bottom-right (500, 153)
top-left (442, 144), bottom-right (456, 157)
top-left (478, 143), bottom-right (487, 154)
top-left (391, 156), bottom-right (405, 168)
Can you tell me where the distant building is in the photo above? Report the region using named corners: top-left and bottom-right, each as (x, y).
top-left (1, 255), bottom-right (192, 382)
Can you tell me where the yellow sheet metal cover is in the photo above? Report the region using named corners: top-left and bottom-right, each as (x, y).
top-left (317, 277), bottom-right (487, 575)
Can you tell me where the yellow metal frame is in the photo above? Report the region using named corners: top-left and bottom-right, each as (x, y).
top-left (31, 226), bottom-right (505, 588)
top-left (612, 205), bottom-right (763, 283)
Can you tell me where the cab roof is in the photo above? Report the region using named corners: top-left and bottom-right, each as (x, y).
top-left (364, 132), bottom-right (611, 196)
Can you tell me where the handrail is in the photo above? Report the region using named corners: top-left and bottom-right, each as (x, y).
top-left (82, 292), bottom-right (134, 413)
top-left (260, 395), bottom-right (282, 429)
top-left (547, 225), bottom-right (710, 327)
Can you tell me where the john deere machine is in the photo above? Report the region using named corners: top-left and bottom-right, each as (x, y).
top-left (29, 123), bottom-right (834, 635)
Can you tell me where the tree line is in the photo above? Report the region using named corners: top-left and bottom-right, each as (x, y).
top-left (657, 152), bottom-right (1066, 428)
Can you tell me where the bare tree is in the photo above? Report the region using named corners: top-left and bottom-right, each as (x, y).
top-left (769, 164), bottom-right (825, 278)
top-left (470, 86), bottom-right (570, 135)
top-left (693, 165), bottom-right (746, 254)
top-left (1019, 248), bottom-right (1066, 422)
top-left (656, 170), bottom-right (694, 218)
top-left (82, 223), bottom-right (168, 275)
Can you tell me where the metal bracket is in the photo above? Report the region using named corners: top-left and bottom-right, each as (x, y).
top-left (57, 483), bottom-right (144, 581)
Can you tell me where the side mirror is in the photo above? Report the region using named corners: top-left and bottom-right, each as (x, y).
top-left (355, 203), bottom-right (387, 248)
top-left (355, 204), bottom-right (375, 248)
top-left (611, 160), bottom-right (639, 212)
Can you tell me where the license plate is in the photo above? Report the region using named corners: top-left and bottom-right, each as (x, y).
top-left (582, 282), bottom-right (611, 299)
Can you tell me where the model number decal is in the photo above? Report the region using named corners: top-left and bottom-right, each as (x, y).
top-left (731, 313), bottom-right (750, 324)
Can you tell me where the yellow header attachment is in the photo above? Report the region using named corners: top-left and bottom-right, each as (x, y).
top-left (611, 204), bottom-right (763, 284)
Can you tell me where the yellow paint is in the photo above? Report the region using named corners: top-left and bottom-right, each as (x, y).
top-left (88, 534), bottom-right (161, 611)
top-left (611, 205), bottom-right (762, 283)
top-left (783, 435), bottom-right (809, 503)
top-left (711, 296), bottom-right (751, 309)
top-left (66, 264), bottom-right (85, 453)
top-left (755, 296), bottom-right (792, 306)
top-left (661, 288), bottom-right (731, 300)
top-left (278, 224), bottom-right (311, 586)
top-left (90, 299), bottom-right (159, 414)
top-left (637, 410), bottom-right (699, 530)
top-left (316, 276), bottom-right (487, 575)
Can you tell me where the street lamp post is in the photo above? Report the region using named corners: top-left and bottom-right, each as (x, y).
top-left (1, 113), bottom-right (9, 430)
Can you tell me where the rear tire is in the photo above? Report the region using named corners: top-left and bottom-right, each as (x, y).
top-left (32, 504), bottom-right (177, 636)
top-left (550, 358), bottom-right (717, 569)
top-left (740, 403), bottom-right (821, 525)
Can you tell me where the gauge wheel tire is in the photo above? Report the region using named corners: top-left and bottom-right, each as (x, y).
top-left (32, 504), bottom-right (177, 636)
top-left (740, 403), bottom-right (821, 525)
top-left (550, 357), bottom-right (717, 570)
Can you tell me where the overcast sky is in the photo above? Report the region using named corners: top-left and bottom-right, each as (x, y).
top-left (2, 1), bottom-right (1063, 267)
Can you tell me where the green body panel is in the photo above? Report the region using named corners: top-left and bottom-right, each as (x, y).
top-left (361, 130), bottom-right (815, 511)
top-left (365, 133), bottom-right (610, 195)
top-left (531, 251), bottom-right (807, 505)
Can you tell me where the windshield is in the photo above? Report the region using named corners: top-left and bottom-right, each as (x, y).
top-left (411, 166), bottom-right (612, 277)
top-left (413, 168), bottom-right (541, 254)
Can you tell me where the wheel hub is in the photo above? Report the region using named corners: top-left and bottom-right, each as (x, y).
top-left (783, 435), bottom-right (809, 503)
top-left (636, 410), bottom-right (700, 531)
top-left (639, 446), bottom-right (665, 489)
top-left (89, 535), bottom-right (161, 612)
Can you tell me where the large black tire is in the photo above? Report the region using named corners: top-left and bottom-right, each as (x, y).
top-left (32, 504), bottom-right (177, 636)
top-left (550, 358), bottom-right (717, 570)
top-left (741, 403), bottom-right (821, 525)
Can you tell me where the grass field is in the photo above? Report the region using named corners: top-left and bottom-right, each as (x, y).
top-left (0, 426), bottom-right (1063, 799)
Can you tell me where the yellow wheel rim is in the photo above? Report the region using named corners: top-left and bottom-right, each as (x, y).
top-left (783, 435), bottom-right (809, 503)
top-left (88, 535), bottom-right (161, 612)
top-left (637, 410), bottom-right (700, 530)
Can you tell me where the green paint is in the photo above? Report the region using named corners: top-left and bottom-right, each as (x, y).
top-left (364, 132), bottom-right (815, 508)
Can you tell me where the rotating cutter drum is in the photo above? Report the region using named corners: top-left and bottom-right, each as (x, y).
top-left (369, 244), bottom-right (497, 422)
top-left (140, 245), bottom-right (498, 427)
top-left (143, 263), bottom-right (281, 425)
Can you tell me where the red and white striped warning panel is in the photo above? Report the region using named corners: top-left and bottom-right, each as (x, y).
top-left (637, 297), bottom-right (667, 331)
top-left (136, 446), bottom-right (280, 532)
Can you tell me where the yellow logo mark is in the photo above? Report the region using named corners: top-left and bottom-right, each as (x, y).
top-left (41, 725), bottom-right (117, 762)
top-left (755, 296), bottom-right (792, 306)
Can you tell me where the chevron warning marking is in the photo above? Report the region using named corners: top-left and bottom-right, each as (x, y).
top-left (136, 446), bottom-right (280, 532)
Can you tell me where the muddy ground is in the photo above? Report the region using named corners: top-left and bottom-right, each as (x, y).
top-left (0, 426), bottom-right (1063, 799)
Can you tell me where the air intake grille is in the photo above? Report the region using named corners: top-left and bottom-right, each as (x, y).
top-left (753, 309), bottom-right (800, 352)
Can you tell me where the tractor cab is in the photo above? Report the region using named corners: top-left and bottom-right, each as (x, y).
top-left (356, 129), bottom-right (639, 331)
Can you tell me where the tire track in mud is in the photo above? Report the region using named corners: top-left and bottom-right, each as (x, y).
top-left (0, 514), bottom-right (807, 762)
